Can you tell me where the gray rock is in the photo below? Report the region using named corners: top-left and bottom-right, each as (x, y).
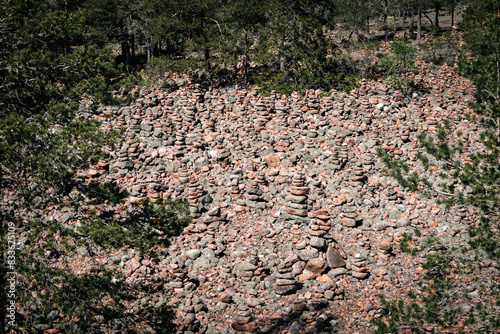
top-left (47, 310), bottom-right (59, 320)
top-left (76, 246), bottom-right (89, 257)
top-left (298, 248), bottom-right (319, 261)
top-left (234, 261), bottom-right (257, 272)
top-left (186, 249), bottom-right (202, 260)
top-left (328, 267), bottom-right (347, 277)
top-left (309, 237), bottom-right (326, 250)
top-left (326, 246), bottom-right (346, 269)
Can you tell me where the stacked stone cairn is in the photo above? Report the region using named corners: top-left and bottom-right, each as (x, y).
top-left (274, 258), bottom-right (300, 296)
top-left (351, 161), bottom-right (367, 186)
top-left (229, 168), bottom-right (243, 198)
top-left (340, 204), bottom-right (360, 228)
top-left (308, 209), bottom-right (331, 239)
top-left (351, 254), bottom-right (369, 280)
top-left (174, 129), bottom-right (187, 158)
top-left (245, 180), bottom-right (265, 209)
top-left (231, 304), bottom-right (257, 332)
top-left (186, 173), bottom-right (205, 218)
top-left (285, 174), bottom-right (310, 222)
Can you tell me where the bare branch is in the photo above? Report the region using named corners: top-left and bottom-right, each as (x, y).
top-left (205, 17), bottom-right (223, 36)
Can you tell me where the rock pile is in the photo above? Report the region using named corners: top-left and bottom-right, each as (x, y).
top-left (285, 174), bottom-right (311, 222)
top-left (80, 60), bottom-right (492, 333)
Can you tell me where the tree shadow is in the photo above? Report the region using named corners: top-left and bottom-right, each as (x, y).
top-left (258, 298), bottom-right (337, 333)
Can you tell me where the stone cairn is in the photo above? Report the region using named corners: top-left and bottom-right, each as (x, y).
top-left (229, 168), bottom-right (243, 198)
top-left (351, 254), bottom-right (369, 280)
top-left (339, 144), bottom-right (349, 167)
top-left (285, 174), bottom-right (310, 222)
top-left (361, 155), bottom-right (374, 175)
top-left (183, 170), bottom-right (205, 218)
top-left (340, 204), bottom-right (359, 228)
top-left (384, 186), bottom-right (398, 202)
top-left (308, 209), bottom-right (331, 239)
top-left (274, 258), bottom-right (300, 296)
top-left (174, 129), bottom-right (187, 158)
top-left (350, 161), bottom-right (367, 186)
top-left (231, 304), bottom-right (257, 332)
top-left (212, 137), bottom-right (230, 167)
top-left (329, 149), bottom-right (343, 171)
top-left (245, 180), bottom-right (264, 209)
top-left (254, 100), bottom-right (273, 131)
top-left (245, 171), bottom-right (267, 210)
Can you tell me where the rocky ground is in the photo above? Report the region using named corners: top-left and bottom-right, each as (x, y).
top-left (77, 60), bottom-right (491, 333)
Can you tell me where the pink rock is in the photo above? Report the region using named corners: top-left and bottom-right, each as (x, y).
top-left (352, 271), bottom-right (370, 279)
top-left (326, 246), bottom-right (346, 269)
top-left (305, 258), bottom-right (326, 274)
top-left (377, 239), bottom-right (392, 252)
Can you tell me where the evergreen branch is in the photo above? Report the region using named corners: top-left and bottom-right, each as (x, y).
top-left (423, 188), bottom-right (457, 197)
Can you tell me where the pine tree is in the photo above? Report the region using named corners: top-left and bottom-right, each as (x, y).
top-left (374, 1), bottom-right (500, 332)
top-left (0, 1), bottom-right (189, 332)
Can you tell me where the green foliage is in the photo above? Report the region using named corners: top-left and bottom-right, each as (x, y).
top-left (375, 3), bottom-right (500, 332)
top-left (419, 32), bottom-right (461, 66)
top-left (0, 1), bottom-right (188, 332)
top-left (398, 232), bottom-right (420, 256)
top-left (79, 198), bottom-right (191, 252)
top-left (10, 217), bottom-right (181, 333)
top-left (83, 181), bottom-right (130, 205)
top-left (376, 147), bottom-right (430, 192)
top-left (379, 38), bottom-right (417, 91)
top-left (136, 0), bottom-right (358, 94)
top-left (372, 232), bottom-right (467, 333)
top-left (255, 16), bottom-right (357, 95)
top-left (459, 0), bottom-right (500, 130)
top-left (6, 196), bottom-right (191, 332)
top-left (332, 0), bottom-right (380, 41)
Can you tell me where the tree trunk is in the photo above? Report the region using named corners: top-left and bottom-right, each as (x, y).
top-left (434, 5), bottom-right (440, 30)
top-left (394, 8), bottom-right (399, 34)
top-left (353, 24), bottom-right (359, 42)
top-left (417, 9), bottom-right (422, 40)
top-left (383, 0), bottom-right (388, 43)
top-left (279, 38), bottom-right (285, 71)
top-left (366, 17), bottom-right (370, 41)
top-left (147, 40), bottom-right (152, 62)
top-left (153, 42), bottom-right (160, 58)
top-left (122, 41), bottom-right (130, 73)
top-left (451, 3), bottom-right (455, 27)
top-left (409, 16), bottom-right (414, 40)
top-left (130, 32), bottom-right (136, 74)
top-left (244, 30), bottom-right (249, 85)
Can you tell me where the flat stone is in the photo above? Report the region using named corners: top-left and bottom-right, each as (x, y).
top-left (326, 246), bottom-right (346, 269)
top-left (305, 258), bottom-right (326, 274)
top-left (352, 271), bottom-right (370, 279)
top-left (309, 237), bottom-right (326, 249)
top-left (291, 187), bottom-right (310, 196)
top-left (276, 278), bottom-right (296, 286)
top-left (274, 284), bottom-right (300, 295)
top-left (186, 249), bottom-right (202, 260)
top-left (341, 217), bottom-right (357, 227)
top-left (316, 274), bottom-right (333, 283)
top-left (246, 298), bottom-right (264, 307)
top-left (298, 248), bottom-right (319, 261)
top-left (231, 322), bottom-right (258, 332)
top-left (290, 195), bottom-right (308, 203)
top-left (285, 207), bottom-right (308, 217)
top-left (298, 272), bottom-right (316, 281)
top-left (377, 239), bottom-right (392, 252)
top-left (234, 261), bottom-right (257, 272)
